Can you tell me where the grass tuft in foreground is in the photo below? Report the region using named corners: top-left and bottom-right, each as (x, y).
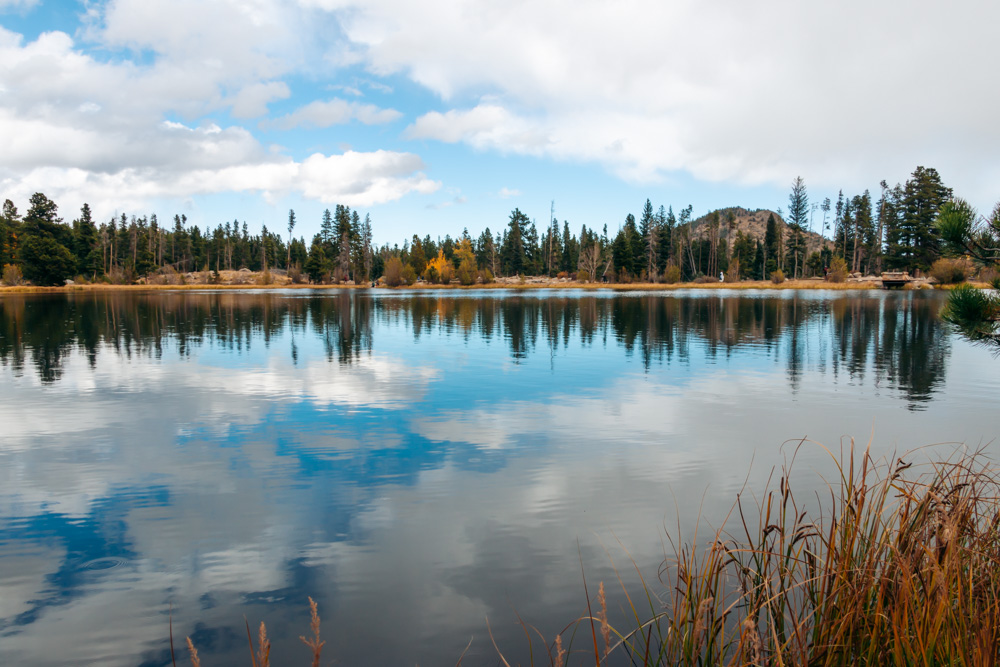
top-left (502, 442), bottom-right (1000, 666)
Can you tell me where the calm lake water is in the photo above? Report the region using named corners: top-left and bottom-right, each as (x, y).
top-left (1, 289), bottom-right (998, 666)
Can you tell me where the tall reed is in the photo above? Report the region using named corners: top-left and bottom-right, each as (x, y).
top-left (513, 442), bottom-right (1000, 666)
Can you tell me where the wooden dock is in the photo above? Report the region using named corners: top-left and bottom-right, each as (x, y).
top-left (880, 272), bottom-right (912, 289)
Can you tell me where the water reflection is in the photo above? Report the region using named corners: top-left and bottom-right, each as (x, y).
top-left (0, 290), bottom-right (950, 408)
top-left (0, 289), bottom-right (988, 667)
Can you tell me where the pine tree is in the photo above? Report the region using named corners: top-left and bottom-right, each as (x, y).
top-left (287, 209), bottom-right (296, 269)
top-left (637, 199), bottom-right (655, 278)
top-left (787, 177), bottom-right (809, 278)
top-left (361, 213), bottom-right (373, 282)
top-left (898, 166), bottom-right (952, 270)
top-left (20, 193), bottom-right (75, 286)
top-left (501, 209), bottom-right (528, 275)
top-left (764, 213), bottom-right (779, 278)
top-left (1, 199), bottom-right (21, 268)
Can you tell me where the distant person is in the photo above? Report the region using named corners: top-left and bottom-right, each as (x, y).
top-left (719, 271), bottom-right (724, 282)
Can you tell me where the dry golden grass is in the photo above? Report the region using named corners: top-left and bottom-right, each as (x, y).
top-left (499, 441), bottom-right (1000, 667)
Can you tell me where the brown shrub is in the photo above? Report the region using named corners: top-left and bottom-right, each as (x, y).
top-left (725, 259), bottom-right (740, 283)
top-left (931, 257), bottom-right (974, 284)
top-left (107, 266), bottom-right (132, 284)
top-left (770, 269), bottom-right (786, 284)
top-left (384, 256), bottom-right (404, 287)
top-left (662, 265), bottom-right (682, 284)
top-left (2, 264), bottom-right (24, 286)
top-left (827, 256), bottom-right (849, 283)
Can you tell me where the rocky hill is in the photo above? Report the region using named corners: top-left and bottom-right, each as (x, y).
top-left (691, 207), bottom-right (832, 257)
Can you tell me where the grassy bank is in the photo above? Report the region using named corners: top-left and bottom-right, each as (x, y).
top-left (178, 443), bottom-right (1000, 666)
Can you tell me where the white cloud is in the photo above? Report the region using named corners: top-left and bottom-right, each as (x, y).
top-left (405, 104), bottom-right (548, 153)
top-left (266, 98), bottom-right (402, 130)
top-left (5, 0), bottom-right (998, 215)
top-left (319, 0), bottom-right (1000, 199)
top-left (0, 26), bottom-right (436, 215)
top-left (0, 0), bottom-right (38, 8)
top-left (497, 187), bottom-right (520, 199)
top-left (228, 80), bottom-right (291, 118)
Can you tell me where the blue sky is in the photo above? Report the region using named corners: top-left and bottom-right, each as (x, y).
top-left (1, 0), bottom-right (998, 246)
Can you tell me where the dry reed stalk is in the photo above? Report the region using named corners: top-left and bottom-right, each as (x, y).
top-left (185, 637), bottom-right (200, 667)
top-left (739, 617), bottom-right (761, 667)
top-left (553, 634), bottom-right (566, 667)
top-left (256, 622), bottom-right (270, 667)
top-left (299, 596), bottom-right (325, 667)
top-left (597, 581), bottom-right (611, 656)
top-left (692, 596), bottom-right (713, 653)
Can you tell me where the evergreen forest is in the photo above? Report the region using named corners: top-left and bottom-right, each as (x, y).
top-left (0, 165), bottom-right (995, 288)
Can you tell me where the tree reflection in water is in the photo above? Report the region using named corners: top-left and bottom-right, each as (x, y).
top-left (0, 289), bottom-right (948, 408)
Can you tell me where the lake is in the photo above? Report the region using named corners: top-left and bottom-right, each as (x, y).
top-left (1, 289), bottom-right (997, 666)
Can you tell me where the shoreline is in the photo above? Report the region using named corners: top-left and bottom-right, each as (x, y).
top-left (0, 276), bottom-right (963, 295)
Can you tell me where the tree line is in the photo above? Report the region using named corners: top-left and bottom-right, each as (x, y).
top-left (0, 165), bottom-right (993, 287)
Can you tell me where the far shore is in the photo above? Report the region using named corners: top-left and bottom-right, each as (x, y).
top-left (0, 274), bottom-right (970, 295)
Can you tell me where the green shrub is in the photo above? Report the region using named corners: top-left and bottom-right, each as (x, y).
top-left (401, 264), bottom-right (417, 285)
top-left (457, 257), bottom-right (476, 285)
top-left (577, 270), bottom-right (591, 283)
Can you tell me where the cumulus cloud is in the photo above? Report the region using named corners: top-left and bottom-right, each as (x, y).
top-left (5, 0), bottom-right (998, 214)
top-left (321, 0), bottom-right (1000, 199)
top-left (229, 81), bottom-right (291, 118)
top-left (1, 149), bottom-right (439, 215)
top-left (266, 98), bottom-right (402, 129)
top-left (405, 104), bottom-right (549, 153)
top-left (0, 26), bottom-right (436, 215)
